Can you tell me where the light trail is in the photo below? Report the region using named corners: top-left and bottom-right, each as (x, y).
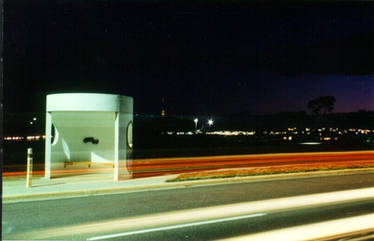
top-left (14, 187), bottom-right (374, 240)
top-left (132, 150), bottom-right (374, 164)
top-left (3, 151), bottom-right (374, 178)
top-left (219, 214), bottom-right (374, 241)
top-left (87, 213), bottom-right (267, 240)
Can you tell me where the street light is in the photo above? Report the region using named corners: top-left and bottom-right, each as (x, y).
top-left (194, 118), bottom-right (199, 130)
top-left (208, 119), bottom-right (214, 126)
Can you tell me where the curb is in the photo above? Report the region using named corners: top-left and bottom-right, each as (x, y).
top-left (3, 168), bottom-right (374, 203)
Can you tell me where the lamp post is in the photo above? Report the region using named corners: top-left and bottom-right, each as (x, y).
top-left (194, 118), bottom-right (198, 130)
top-left (208, 118), bottom-right (214, 126)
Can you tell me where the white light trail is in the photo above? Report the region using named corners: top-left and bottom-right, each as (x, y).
top-left (88, 213), bottom-right (266, 240)
top-left (16, 187), bottom-right (374, 240)
top-left (219, 214), bottom-right (374, 241)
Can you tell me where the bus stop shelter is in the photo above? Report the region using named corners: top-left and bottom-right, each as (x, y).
top-left (45, 93), bottom-right (133, 181)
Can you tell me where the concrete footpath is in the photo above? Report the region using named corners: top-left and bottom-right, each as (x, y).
top-left (3, 168), bottom-right (374, 203)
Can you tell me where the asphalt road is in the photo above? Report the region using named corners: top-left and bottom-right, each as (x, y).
top-left (88, 200), bottom-right (374, 241)
top-left (3, 172), bottom-right (374, 240)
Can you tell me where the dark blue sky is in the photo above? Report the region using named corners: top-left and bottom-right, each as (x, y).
top-left (4, 1), bottom-right (374, 115)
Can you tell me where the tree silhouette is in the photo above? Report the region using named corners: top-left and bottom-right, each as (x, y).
top-left (307, 96), bottom-right (336, 115)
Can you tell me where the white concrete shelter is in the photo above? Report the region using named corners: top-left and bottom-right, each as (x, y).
top-left (45, 93), bottom-right (133, 181)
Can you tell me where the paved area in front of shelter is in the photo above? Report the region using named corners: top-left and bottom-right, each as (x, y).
top-left (3, 173), bottom-right (177, 201)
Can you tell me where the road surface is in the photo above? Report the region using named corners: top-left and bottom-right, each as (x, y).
top-left (2, 172), bottom-right (373, 240)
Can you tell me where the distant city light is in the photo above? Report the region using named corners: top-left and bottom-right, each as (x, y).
top-left (26, 135), bottom-right (41, 141)
top-left (4, 135), bottom-right (47, 141)
top-left (33, 117), bottom-right (37, 121)
top-left (4, 136), bottom-right (23, 141)
top-left (30, 122), bottom-right (33, 125)
top-left (299, 142), bottom-right (321, 145)
top-left (194, 118), bottom-right (198, 129)
top-left (206, 130), bottom-right (255, 136)
top-left (208, 119), bottom-right (214, 126)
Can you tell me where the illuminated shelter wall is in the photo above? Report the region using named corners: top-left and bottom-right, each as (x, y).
top-left (45, 93), bottom-right (133, 181)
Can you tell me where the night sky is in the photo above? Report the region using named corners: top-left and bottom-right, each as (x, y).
top-left (4, 1), bottom-right (374, 116)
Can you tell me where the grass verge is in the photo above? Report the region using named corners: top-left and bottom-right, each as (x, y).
top-left (167, 163), bottom-right (374, 182)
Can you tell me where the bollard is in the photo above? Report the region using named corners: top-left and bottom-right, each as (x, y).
top-left (26, 148), bottom-right (33, 188)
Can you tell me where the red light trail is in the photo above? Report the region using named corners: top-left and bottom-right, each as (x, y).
top-left (3, 151), bottom-right (374, 178)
